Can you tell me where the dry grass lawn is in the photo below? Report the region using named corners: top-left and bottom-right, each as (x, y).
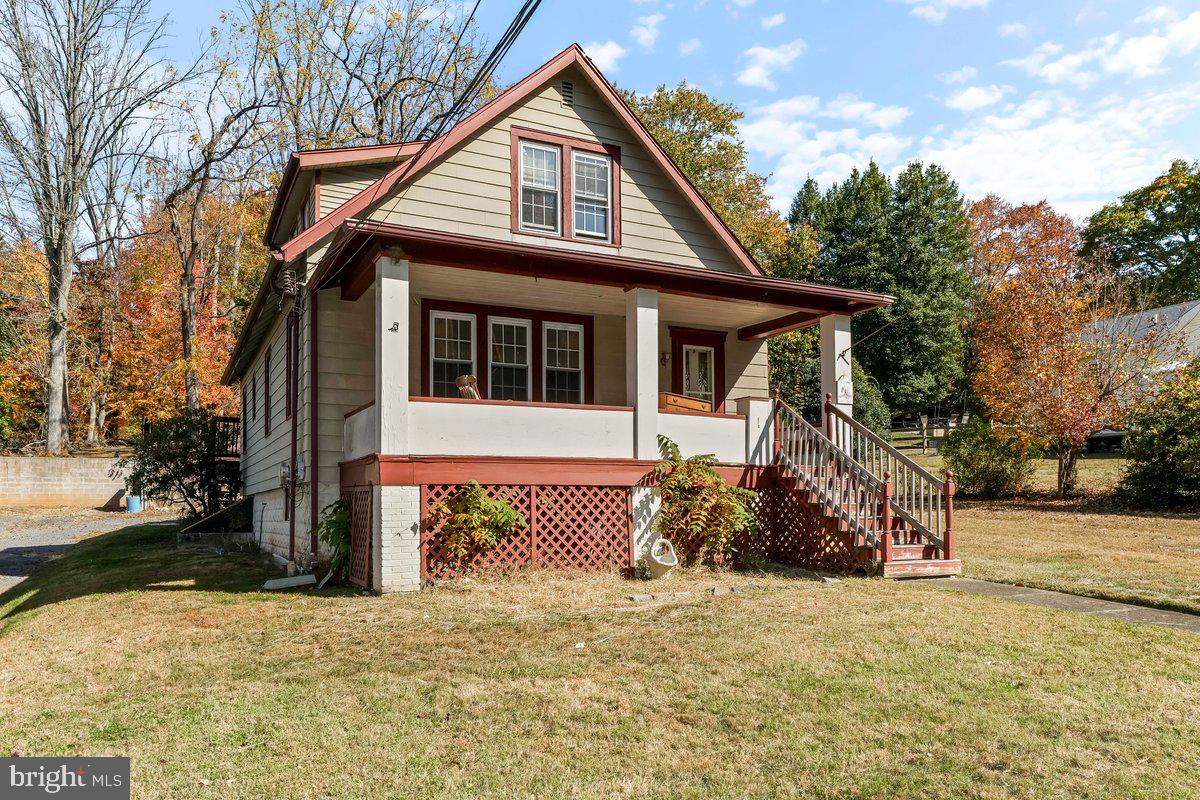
top-left (2, 522), bottom-right (1199, 799)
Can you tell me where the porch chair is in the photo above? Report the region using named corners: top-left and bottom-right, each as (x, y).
top-left (455, 375), bottom-right (481, 399)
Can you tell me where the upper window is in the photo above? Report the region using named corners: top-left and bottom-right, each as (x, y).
top-left (572, 152), bottom-right (610, 240)
top-left (544, 322), bottom-right (584, 404)
top-left (431, 312), bottom-right (476, 398)
top-left (519, 142), bottom-right (560, 234)
top-left (488, 317), bottom-right (531, 401)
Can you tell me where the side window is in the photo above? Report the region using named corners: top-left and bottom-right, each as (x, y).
top-left (430, 312), bottom-right (476, 398)
top-left (544, 322), bottom-right (584, 404)
top-left (572, 152), bottom-right (611, 240)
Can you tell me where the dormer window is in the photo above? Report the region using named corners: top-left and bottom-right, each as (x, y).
top-left (519, 142), bottom-right (561, 234)
top-left (510, 126), bottom-right (621, 246)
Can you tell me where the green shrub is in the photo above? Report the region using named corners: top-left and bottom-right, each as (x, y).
top-left (425, 480), bottom-right (528, 558)
top-left (775, 356), bottom-right (891, 438)
top-left (653, 435), bottom-right (758, 567)
top-left (119, 408), bottom-right (241, 519)
top-left (941, 416), bottom-right (1038, 499)
top-left (314, 500), bottom-right (351, 578)
top-left (1119, 363), bottom-right (1200, 509)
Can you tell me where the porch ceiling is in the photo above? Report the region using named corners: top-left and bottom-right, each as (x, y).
top-left (409, 264), bottom-right (800, 330)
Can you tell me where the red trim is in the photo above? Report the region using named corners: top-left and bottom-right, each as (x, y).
top-left (420, 298), bottom-right (594, 403)
top-left (309, 290), bottom-right (319, 557)
top-left (263, 345), bottom-right (272, 436)
top-left (343, 400), bottom-right (375, 419)
top-left (661, 407), bottom-right (744, 420)
top-left (509, 126), bottom-right (622, 247)
top-left (312, 170), bottom-right (321, 222)
top-left (340, 453), bottom-right (776, 489)
top-left (411, 396), bottom-right (631, 412)
top-left (738, 310), bottom-right (822, 340)
top-left (669, 326), bottom-right (728, 413)
top-left (274, 44), bottom-right (761, 275)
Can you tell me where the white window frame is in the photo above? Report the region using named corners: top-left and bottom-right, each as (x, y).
top-left (487, 316), bottom-right (533, 401)
top-left (571, 151), bottom-right (612, 241)
top-left (542, 321), bottom-right (586, 404)
top-left (518, 141), bottom-right (561, 235)
top-left (429, 311), bottom-right (477, 398)
top-left (682, 344), bottom-right (716, 406)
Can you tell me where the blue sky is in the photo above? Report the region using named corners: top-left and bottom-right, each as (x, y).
top-left (153, 0), bottom-right (1200, 220)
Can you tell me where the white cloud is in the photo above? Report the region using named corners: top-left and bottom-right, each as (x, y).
top-left (822, 93), bottom-right (911, 129)
top-left (761, 12), bottom-right (786, 30)
top-left (630, 13), bottom-right (666, 51)
top-left (582, 41), bottom-right (627, 73)
top-left (944, 84), bottom-right (1012, 112)
top-left (1136, 6), bottom-right (1177, 25)
top-left (1106, 33), bottom-right (1172, 76)
top-left (1004, 40), bottom-right (1104, 88)
top-left (892, 0), bottom-right (989, 23)
top-left (998, 21), bottom-right (1028, 38)
top-left (939, 65), bottom-right (978, 84)
top-left (736, 38), bottom-right (806, 91)
top-left (679, 38), bottom-right (702, 56)
top-left (729, 0), bottom-right (757, 6)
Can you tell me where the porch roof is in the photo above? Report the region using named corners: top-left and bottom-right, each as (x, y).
top-left (313, 220), bottom-right (893, 321)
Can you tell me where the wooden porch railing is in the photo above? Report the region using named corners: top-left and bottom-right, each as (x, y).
top-left (774, 398), bottom-right (885, 553)
top-left (823, 395), bottom-right (955, 559)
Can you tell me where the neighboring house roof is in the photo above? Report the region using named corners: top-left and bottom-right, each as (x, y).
top-left (1101, 298), bottom-right (1200, 368)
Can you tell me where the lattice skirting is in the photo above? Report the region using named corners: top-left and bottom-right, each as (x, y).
top-left (342, 486), bottom-right (373, 588)
top-left (420, 484), bottom-right (633, 581)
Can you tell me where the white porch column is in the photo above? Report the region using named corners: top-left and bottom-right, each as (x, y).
top-left (375, 255), bottom-right (410, 454)
top-left (820, 313), bottom-right (853, 420)
top-left (625, 287), bottom-right (659, 459)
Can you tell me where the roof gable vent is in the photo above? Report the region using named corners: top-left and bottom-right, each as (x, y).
top-left (560, 80), bottom-right (574, 107)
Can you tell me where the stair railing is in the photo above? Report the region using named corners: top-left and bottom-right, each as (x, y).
top-left (773, 397), bottom-right (886, 553)
top-left (823, 395), bottom-right (955, 559)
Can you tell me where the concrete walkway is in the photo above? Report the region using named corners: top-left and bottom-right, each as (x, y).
top-left (918, 576), bottom-right (1200, 634)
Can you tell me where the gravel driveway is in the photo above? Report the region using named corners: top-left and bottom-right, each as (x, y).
top-left (0, 507), bottom-right (177, 595)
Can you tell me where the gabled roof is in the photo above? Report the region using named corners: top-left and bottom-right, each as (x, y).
top-left (273, 43), bottom-right (765, 275)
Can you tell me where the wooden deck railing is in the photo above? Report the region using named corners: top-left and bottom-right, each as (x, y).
top-left (774, 398), bottom-right (885, 552)
top-left (823, 396), bottom-right (954, 558)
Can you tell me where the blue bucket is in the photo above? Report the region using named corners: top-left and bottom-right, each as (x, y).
top-left (125, 494), bottom-right (142, 513)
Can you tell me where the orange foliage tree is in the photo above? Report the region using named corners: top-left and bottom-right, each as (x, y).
top-left (968, 197), bottom-right (1176, 497)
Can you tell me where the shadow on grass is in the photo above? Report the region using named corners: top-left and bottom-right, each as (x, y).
top-left (957, 495), bottom-right (1200, 521)
top-left (0, 521), bottom-right (352, 625)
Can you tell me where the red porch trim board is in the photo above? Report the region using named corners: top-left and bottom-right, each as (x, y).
top-left (419, 298), bottom-right (595, 403)
top-left (669, 325), bottom-right (728, 413)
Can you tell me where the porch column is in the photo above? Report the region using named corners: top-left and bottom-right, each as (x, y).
top-left (375, 254), bottom-right (410, 454)
top-left (625, 287), bottom-right (659, 459)
top-left (820, 313), bottom-right (853, 420)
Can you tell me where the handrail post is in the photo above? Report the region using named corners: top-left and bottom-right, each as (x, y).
top-left (823, 392), bottom-right (834, 441)
top-left (879, 471), bottom-right (893, 562)
top-left (943, 471), bottom-right (956, 560)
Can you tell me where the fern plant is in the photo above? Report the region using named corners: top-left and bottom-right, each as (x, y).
top-left (426, 480), bottom-right (528, 558)
top-left (653, 435), bottom-right (758, 567)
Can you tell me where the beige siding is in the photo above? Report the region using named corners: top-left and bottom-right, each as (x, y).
top-left (241, 315), bottom-right (292, 498)
top-left (369, 66), bottom-right (746, 273)
top-left (315, 286), bottom-right (374, 493)
top-left (727, 339), bottom-right (770, 401)
top-left (321, 165), bottom-right (391, 218)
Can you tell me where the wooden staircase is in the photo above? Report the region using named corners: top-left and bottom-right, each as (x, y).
top-left (773, 394), bottom-right (961, 579)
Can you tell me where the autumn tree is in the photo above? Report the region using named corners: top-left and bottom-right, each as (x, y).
top-left (622, 83), bottom-right (786, 265)
top-left (970, 199), bottom-right (1175, 497)
top-left (1082, 159), bottom-right (1200, 306)
top-left (0, 0), bottom-right (190, 451)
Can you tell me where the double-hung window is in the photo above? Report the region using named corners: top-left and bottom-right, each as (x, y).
top-left (544, 322), bottom-right (584, 404)
top-left (572, 152), bottom-right (611, 240)
top-left (488, 317), bottom-right (531, 401)
top-left (519, 142), bottom-right (561, 233)
top-left (431, 312), bottom-right (476, 398)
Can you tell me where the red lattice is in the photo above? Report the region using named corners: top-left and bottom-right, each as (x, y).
top-left (420, 484), bottom-right (631, 581)
top-left (753, 486), bottom-right (868, 575)
top-left (343, 486), bottom-right (373, 588)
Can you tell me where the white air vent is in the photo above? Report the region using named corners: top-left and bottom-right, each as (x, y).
top-left (560, 80), bottom-right (574, 107)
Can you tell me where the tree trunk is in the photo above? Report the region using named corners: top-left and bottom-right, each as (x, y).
top-left (181, 272), bottom-right (201, 411)
top-left (45, 251), bottom-right (73, 453)
top-left (87, 396), bottom-right (98, 444)
top-left (1057, 445), bottom-right (1080, 499)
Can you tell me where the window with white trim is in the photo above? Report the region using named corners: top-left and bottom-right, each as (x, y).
top-left (572, 152), bottom-right (611, 240)
top-left (488, 317), bottom-right (531, 401)
top-left (682, 345), bottom-right (715, 407)
top-left (543, 322), bottom-right (584, 404)
top-left (519, 142), bottom-right (560, 233)
top-left (431, 312), bottom-right (476, 398)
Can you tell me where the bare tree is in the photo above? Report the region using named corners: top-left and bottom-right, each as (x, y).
top-left (0, 0), bottom-right (190, 451)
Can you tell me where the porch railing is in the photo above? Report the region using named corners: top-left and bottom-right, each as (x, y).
top-left (823, 395), bottom-right (955, 558)
top-left (774, 398), bottom-right (885, 552)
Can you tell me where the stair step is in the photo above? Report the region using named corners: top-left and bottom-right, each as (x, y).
top-left (887, 543), bottom-right (940, 560)
top-left (878, 559), bottom-right (962, 579)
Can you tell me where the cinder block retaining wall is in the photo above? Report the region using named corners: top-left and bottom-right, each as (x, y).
top-left (0, 456), bottom-right (127, 508)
